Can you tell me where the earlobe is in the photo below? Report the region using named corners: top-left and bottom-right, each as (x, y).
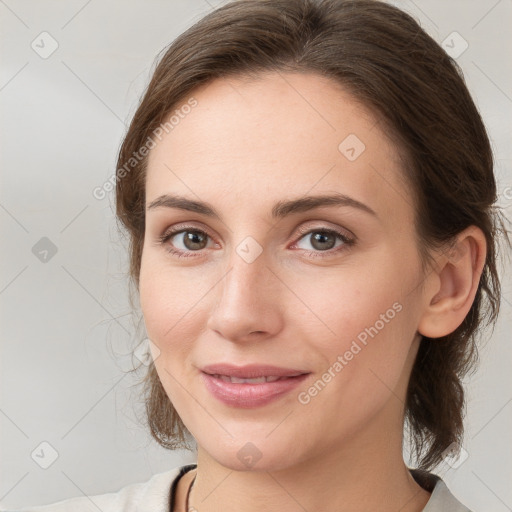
top-left (417, 226), bottom-right (487, 339)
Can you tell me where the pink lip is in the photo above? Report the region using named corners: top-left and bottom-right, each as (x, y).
top-left (199, 364), bottom-right (310, 408)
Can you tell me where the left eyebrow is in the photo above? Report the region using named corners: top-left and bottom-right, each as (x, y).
top-left (271, 193), bottom-right (378, 219)
top-left (146, 192), bottom-right (378, 220)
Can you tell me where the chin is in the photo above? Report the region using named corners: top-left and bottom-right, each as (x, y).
top-left (198, 435), bottom-right (305, 473)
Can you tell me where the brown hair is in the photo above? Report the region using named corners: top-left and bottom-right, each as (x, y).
top-left (115, 0), bottom-right (510, 469)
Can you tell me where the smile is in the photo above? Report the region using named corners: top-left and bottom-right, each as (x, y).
top-left (201, 371), bottom-right (310, 408)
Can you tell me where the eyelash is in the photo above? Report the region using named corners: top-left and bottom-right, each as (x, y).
top-left (157, 224), bottom-right (356, 259)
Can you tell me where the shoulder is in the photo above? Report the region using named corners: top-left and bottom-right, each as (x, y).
top-left (425, 478), bottom-right (473, 512)
top-left (10, 465), bottom-right (473, 512)
top-left (4, 465), bottom-right (185, 512)
top-left (411, 469), bottom-right (473, 512)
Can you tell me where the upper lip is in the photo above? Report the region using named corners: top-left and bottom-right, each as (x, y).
top-left (200, 363), bottom-right (309, 379)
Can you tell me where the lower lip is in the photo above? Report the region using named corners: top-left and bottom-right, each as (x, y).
top-left (201, 372), bottom-right (310, 408)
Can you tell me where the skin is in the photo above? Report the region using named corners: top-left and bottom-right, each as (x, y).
top-left (140, 71), bottom-right (487, 512)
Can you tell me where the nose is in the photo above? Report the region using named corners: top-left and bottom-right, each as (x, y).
top-left (206, 247), bottom-right (283, 343)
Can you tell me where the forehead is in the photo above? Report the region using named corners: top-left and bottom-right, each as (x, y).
top-left (145, 71), bottom-right (413, 227)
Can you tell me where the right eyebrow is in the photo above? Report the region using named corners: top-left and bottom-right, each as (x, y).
top-left (147, 194), bottom-right (221, 219)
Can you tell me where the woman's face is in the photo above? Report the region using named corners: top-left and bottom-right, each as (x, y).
top-left (140, 71), bottom-right (431, 471)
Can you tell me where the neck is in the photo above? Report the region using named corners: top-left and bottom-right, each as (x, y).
top-left (188, 417), bottom-right (430, 512)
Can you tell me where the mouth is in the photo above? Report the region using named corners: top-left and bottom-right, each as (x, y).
top-left (200, 369), bottom-right (311, 408)
top-left (200, 362), bottom-right (309, 379)
top-left (206, 374), bottom-right (302, 384)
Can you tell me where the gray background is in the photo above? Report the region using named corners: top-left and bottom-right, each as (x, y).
top-left (1, 1), bottom-right (511, 510)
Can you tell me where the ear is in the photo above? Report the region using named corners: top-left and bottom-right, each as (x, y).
top-left (417, 226), bottom-right (487, 339)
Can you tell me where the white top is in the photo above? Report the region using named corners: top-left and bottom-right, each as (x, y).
top-left (4, 465), bottom-right (472, 512)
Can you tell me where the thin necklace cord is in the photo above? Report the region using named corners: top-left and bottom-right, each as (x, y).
top-left (185, 474), bottom-right (196, 511)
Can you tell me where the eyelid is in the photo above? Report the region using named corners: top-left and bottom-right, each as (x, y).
top-left (158, 222), bottom-right (218, 250)
top-left (293, 222), bottom-right (355, 241)
top-left (160, 221), bottom-right (211, 237)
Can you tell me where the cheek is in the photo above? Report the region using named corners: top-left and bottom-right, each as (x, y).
top-left (139, 260), bottom-right (203, 411)
top-left (293, 250), bottom-right (421, 402)
top-left (139, 252), bottom-right (212, 362)
top-left (289, 258), bottom-right (411, 351)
